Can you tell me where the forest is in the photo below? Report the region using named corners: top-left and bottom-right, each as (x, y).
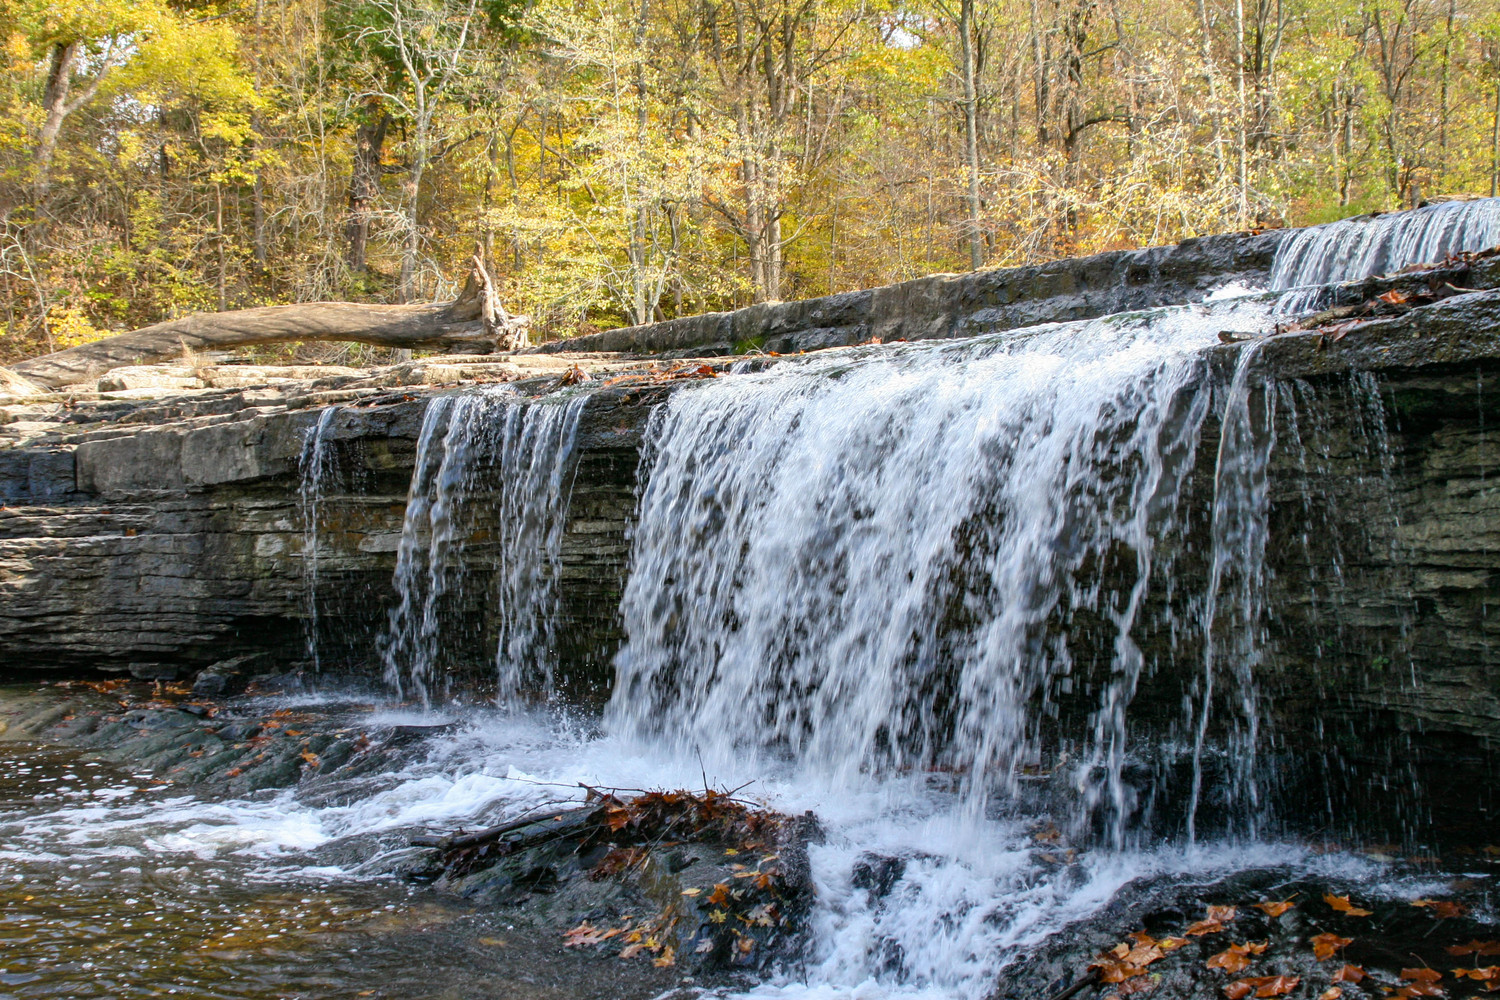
top-left (3, 0), bottom-right (1499, 358)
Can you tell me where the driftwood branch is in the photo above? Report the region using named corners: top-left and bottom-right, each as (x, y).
top-left (10, 259), bottom-right (530, 389)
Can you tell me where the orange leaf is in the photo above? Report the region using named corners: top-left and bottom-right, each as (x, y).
top-left (1412, 899), bottom-right (1468, 919)
top-left (1208, 945), bottom-right (1254, 974)
top-left (1378, 289), bottom-right (1413, 305)
top-left (1448, 941), bottom-right (1500, 957)
top-left (1224, 981), bottom-right (1256, 1000)
top-left (1319, 989), bottom-right (1343, 1000)
top-left (1253, 900), bottom-right (1296, 918)
top-left (1207, 906), bottom-right (1238, 923)
top-left (1324, 894), bottom-right (1373, 917)
top-left (1254, 975), bottom-right (1301, 997)
top-left (1158, 937), bottom-right (1190, 952)
top-left (1311, 933), bottom-right (1353, 960)
top-left (1332, 965), bottom-right (1366, 983)
top-left (1187, 919), bottom-right (1228, 937)
top-left (1401, 968), bottom-right (1443, 983)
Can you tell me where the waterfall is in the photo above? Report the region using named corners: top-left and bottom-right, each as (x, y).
top-left (380, 390), bottom-right (586, 705)
top-left (610, 296), bottom-right (1278, 840)
top-left (492, 394), bottom-right (590, 703)
top-left (1271, 197), bottom-right (1500, 312)
top-left (299, 406), bottom-right (341, 672)
top-left (1186, 341), bottom-right (1275, 844)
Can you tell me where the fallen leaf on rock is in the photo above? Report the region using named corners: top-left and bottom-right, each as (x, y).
top-left (1402, 968), bottom-right (1443, 983)
top-left (1091, 956), bottom-right (1148, 983)
top-left (1319, 989), bottom-right (1342, 1000)
top-left (1324, 894), bottom-right (1373, 916)
top-left (1311, 933), bottom-right (1353, 960)
top-left (1453, 966), bottom-right (1500, 983)
top-left (1412, 899), bottom-right (1468, 919)
top-left (653, 946), bottom-right (676, 967)
top-left (680, 888), bottom-right (701, 896)
top-left (1208, 942), bottom-right (1265, 974)
top-left (1255, 975), bottom-right (1301, 997)
top-left (1125, 944), bottom-right (1165, 968)
top-left (1332, 964), bottom-right (1366, 983)
top-left (1378, 289), bottom-right (1414, 305)
top-left (1254, 899), bottom-right (1297, 918)
top-left (564, 921), bottom-right (614, 947)
top-left (1225, 975), bottom-right (1300, 998)
top-left (1158, 937), bottom-right (1190, 952)
top-left (1208, 906), bottom-right (1238, 923)
top-left (1447, 941), bottom-right (1500, 957)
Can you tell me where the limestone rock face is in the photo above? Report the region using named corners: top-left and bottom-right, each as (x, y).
top-left (96, 366), bottom-right (208, 392)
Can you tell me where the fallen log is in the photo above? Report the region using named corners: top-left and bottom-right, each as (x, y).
top-left (10, 256), bottom-right (529, 390)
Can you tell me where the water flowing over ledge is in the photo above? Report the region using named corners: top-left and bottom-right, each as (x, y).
top-left (5, 200), bottom-right (1500, 1000)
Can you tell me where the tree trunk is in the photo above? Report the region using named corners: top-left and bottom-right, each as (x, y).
top-left (960, 0), bottom-right (984, 271)
top-left (346, 112), bottom-right (389, 272)
top-left (33, 42), bottom-right (80, 210)
top-left (10, 268), bottom-right (528, 389)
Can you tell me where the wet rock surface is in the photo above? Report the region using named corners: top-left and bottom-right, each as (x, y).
top-left (407, 788), bottom-right (816, 976)
top-left (994, 865), bottom-right (1500, 1000)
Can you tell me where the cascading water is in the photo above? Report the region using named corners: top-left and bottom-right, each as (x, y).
top-left (1186, 342), bottom-right (1275, 845)
top-left (380, 389), bottom-right (586, 705)
top-left (610, 295), bottom-right (1279, 846)
top-left (298, 406), bottom-right (341, 672)
top-left (1271, 197), bottom-right (1500, 312)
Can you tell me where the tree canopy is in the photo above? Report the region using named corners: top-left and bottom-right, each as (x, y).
top-left (3, 0), bottom-right (1498, 356)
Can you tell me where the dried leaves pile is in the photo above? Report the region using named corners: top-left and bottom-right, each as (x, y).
top-left (1083, 889), bottom-right (1500, 1000)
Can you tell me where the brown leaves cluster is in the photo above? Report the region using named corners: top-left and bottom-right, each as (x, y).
top-left (1224, 974), bottom-right (1300, 998)
top-left (1395, 967), bottom-right (1444, 998)
top-left (600, 362), bottom-right (721, 389)
top-left (1089, 931), bottom-right (1184, 983)
top-left (586, 786), bottom-right (783, 852)
top-left (1448, 941), bottom-right (1500, 958)
top-left (1453, 966), bottom-right (1500, 992)
top-left (564, 911), bottom-right (680, 967)
top-left (1208, 941), bottom-right (1268, 974)
top-left (1188, 905), bottom-right (1239, 937)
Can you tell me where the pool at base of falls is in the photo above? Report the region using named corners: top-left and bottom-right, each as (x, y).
top-left (4, 685), bottom-right (1494, 1000)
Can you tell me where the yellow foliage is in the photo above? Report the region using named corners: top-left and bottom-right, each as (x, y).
top-left (46, 306), bottom-right (109, 350)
